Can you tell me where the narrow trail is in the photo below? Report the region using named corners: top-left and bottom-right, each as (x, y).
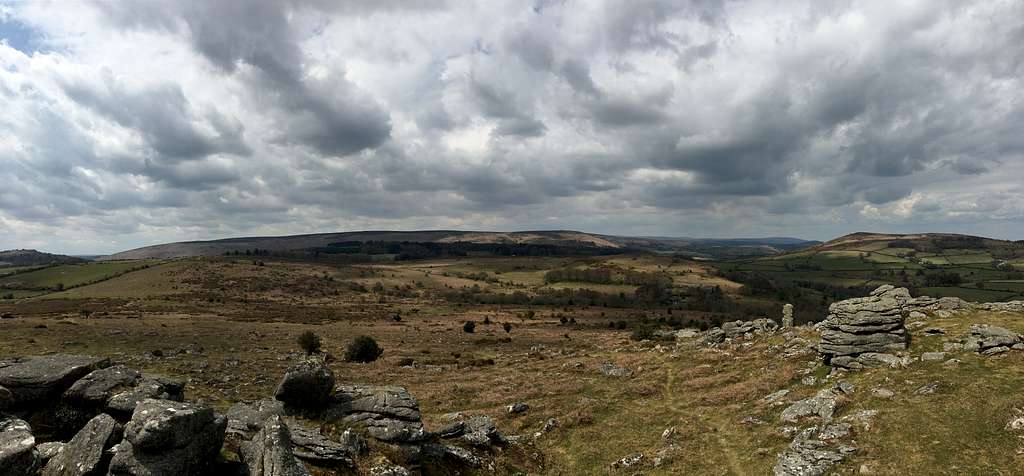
top-left (660, 359), bottom-right (750, 476)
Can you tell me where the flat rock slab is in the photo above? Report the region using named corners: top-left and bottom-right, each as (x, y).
top-left (0, 355), bottom-right (110, 406)
top-left (42, 413), bottom-right (121, 476)
top-left (63, 365), bottom-right (141, 406)
top-left (0, 415), bottom-right (39, 476)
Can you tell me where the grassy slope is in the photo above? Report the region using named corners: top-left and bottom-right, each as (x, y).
top-left (0, 261), bottom-right (157, 290)
top-left (5, 256), bottom-right (1024, 474)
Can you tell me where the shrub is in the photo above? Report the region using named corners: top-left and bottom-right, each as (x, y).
top-left (503, 322), bottom-right (512, 333)
top-left (463, 321), bottom-right (476, 333)
top-left (559, 316), bottom-right (568, 324)
top-left (345, 335), bottom-right (384, 363)
top-left (483, 316), bottom-right (491, 325)
top-left (297, 331), bottom-right (322, 355)
top-left (616, 320), bottom-right (627, 330)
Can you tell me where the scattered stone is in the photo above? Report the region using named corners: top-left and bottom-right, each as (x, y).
top-left (780, 389), bottom-right (840, 423)
top-left (541, 418), bottom-right (559, 434)
top-left (0, 416), bottom-right (39, 476)
top-left (723, 318), bottom-right (778, 338)
top-left (107, 399), bottom-right (227, 476)
top-left (662, 426), bottom-right (677, 440)
top-left (964, 324), bottom-right (1022, 355)
top-left (773, 427), bottom-right (854, 476)
top-left (240, 416), bottom-right (311, 476)
top-left (0, 354), bottom-right (110, 406)
top-left (834, 380), bottom-right (855, 395)
top-left (369, 462), bottom-right (411, 476)
top-left (274, 358), bottom-right (335, 409)
top-left (818, 286), bottom-right (910, 370)
top-left (611, 452), bottom-right (644, 469)
top-left (1005, 409), bottom-right (1024, 431)
top-left (915, 382), bottom-right (940, 395)
top-left (598, 362), bottom-right (633, 378)
top-left (462, 415), bottom-right (503, 447)
top-left (423, 443), bottom-right (482, 468)
top-left (842, 410), bottom-right (879, 432)
top-left (762, 389), bottom-right (790, 404)
top-left (920, 352), bottom-right (946, 362)
top-left (801, 375), bottom-right (817, 386)
top-left (506, 402), bottom-right (529, 414)
top-left (701, 328), bottom-right (726, 347)
top-left (908, 311), bottom-right (927, 320)
top-left (817, 422), bottom-right (852, 441)
top-left (870, 388), bottom-right (895, 399)
top-left (977, 301), bottom-right (1024, 313)
top-left (42, 413), bottom-right (121, 476)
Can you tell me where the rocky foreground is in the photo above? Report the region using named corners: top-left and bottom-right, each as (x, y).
top-left (0, 353), bottom-right (510, 475)
top-left (696, 285), bottom-right (1024, 476)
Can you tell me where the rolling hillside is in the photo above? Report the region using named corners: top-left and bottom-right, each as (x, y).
top-left (718, 232), bottom-right (1024, 307)
top-left (103, 230), bottom-right (818, 260)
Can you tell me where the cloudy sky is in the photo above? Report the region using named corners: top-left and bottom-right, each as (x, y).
top-left (1, 0), bottom-right (1022, 254)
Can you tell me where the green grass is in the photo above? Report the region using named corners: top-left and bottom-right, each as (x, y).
top-left (0, 260), bottom-right (159, 292)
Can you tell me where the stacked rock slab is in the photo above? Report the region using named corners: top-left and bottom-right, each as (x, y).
top-left (325, 385), bottom-right (426, 444)
top-left (818, 285), bottom-right (910, 369)
top-left (782, 304), bottom-right (794, 328)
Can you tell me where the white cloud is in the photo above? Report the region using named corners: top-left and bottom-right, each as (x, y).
top-left (0, 0), bottom-right (1023, 254)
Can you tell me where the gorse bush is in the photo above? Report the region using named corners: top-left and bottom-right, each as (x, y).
top-left (297, 331), bottom-right (322, 355)
top-left (463, 321), bottom-right (476, 333)
top-left (345, 335), bottom-right (383, 363)
top-left (503, 322), bottom-right (512, 333)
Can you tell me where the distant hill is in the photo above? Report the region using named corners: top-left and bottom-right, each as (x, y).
top-left (0, 249), bottom-right (87, 267)
top-left (811, 232), bottom-right (1019, 253)
top-left (103, 230), bottom-right (819, 260)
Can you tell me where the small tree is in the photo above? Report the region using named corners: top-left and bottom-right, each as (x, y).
top-left (345, 335), bottom-right (383, 363)
top-left (463, 321), bottom-right (476, 333)
top-left (297, 331), bottom-right (322, 355)
top-left (502, 322), bottom-right (512, 333)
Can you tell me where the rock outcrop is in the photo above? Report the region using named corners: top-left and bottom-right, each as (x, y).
top-left (964, 324), bottom-right (1023, 355)
top-left (325, 385), bottom-right (426, 443)
top-left (818, 285), bottom-right (910, 369)
top-left (240, 416), bottom-right (310, 476)
top-left (107, 399), bottom-right (227, 476)
top-left (773, 426), bottom-right (855, 476)
top-left (723, 318), bottom-right (779, 338)
top-left (0, 352), bottom-right (503, 476)
top-left (0, 355), bottom-right (110, 407)
top-left (41, 413), bottom-right (121, 476)
top-left (275, 358), bottom-right (335, 410)
top-left (0, 416), bottom-right (39, 476)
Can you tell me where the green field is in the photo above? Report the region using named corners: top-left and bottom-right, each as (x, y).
top-left (719, 240), bottom-right (1024, 314)
top-left (0, 260), bottom-right (160, 294)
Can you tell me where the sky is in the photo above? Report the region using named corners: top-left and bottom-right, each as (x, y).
top-left (1, 0), bottom-right (1023, 255)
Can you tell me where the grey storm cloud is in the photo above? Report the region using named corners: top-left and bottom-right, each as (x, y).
top-left (2, 0), bottom-right (1024, 254)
